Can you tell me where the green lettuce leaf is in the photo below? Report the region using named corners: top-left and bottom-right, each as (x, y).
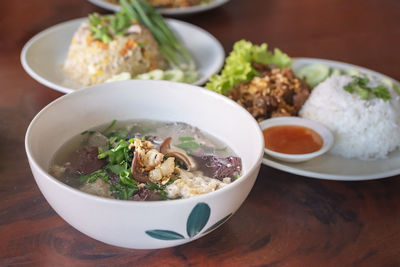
top-left (205, 40), bottom-right (291, 94)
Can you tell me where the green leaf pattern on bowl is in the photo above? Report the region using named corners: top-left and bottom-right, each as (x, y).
top-left (145, 230), bottom-right (185, 240)
top-left (145, 202), bottom-right (232, 241)
top-left (186, 202), bottom-right (210, 237)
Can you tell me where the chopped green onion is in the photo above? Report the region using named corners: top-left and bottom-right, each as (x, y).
top-left (179, 136), bottom-right (194, 142)
top-left (343, 76), bottom-right (391, 101)
top-left (103, 119), bottom-right (117, 133)
top-left (79, 169), bottom-right (109, 184)
top-left (121, 0), bottom-right (195, 69)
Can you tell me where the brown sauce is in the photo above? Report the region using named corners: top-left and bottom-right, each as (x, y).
top-left (263, 125), bottom-right (323, 154)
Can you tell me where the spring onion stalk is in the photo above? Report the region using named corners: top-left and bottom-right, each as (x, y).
top-left (120, 0), bottom-right (195, 70)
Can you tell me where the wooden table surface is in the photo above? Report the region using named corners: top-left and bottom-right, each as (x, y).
top-left (1, 0), bottom-right (400, 266)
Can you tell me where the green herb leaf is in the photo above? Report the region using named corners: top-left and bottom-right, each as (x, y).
top-left (147, 182), bottom-right (162, 190)
top-left (110, 12), bottom-right (130, 35)
top-left (343, 84), bottom-right (354, 93)
top-left (355, 76), bottom-right (369, 87)
top-left (99, 139), bottom-right (131, 165)
top-left (81, 130), bottom-right (95, 135)
top-left (108, 164), bottom-right (126, 174)
top-left (89, 13), bottom-right (113, 44)
top-left (120, 170), bottom-right (136, 185)
top-left (355, 85), bottom-right (370, 100)
top-left (106, 130), bottom-right (129, 140)
top-left (103, 119), bottom-right (117, 133)
top-left (89, 13), bottom-right (101, 26)
top-left (179, 136), bottom-right (194, 142)
top-left (205, 40), bottom-right (291, 94)
top-left (176, 141), bottom-right (200, 153)
top-left (343, 76), bottom-right (391, 101)
top-left (110, 183), bottom-right (138, 200)
top-left (371, 85), bottom-right (391, 100)
top-left (79, 169), bottom-right (109, 184)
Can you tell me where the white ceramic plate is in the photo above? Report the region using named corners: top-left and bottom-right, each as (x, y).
top-left (262, 58), bottom-right (400, 181)
top-left (21, 18), bottom-right (224, 94)
top-left (87, 0), bottom-right (230, 15)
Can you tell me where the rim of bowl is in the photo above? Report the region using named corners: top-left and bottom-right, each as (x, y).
top-left (259, 116), bottom-right (334, 162)
top-left (25, 80), bottom-right (265, 206)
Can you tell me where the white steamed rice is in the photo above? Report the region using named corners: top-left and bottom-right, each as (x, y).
top-left (299, 75), bottom-right (400, 160)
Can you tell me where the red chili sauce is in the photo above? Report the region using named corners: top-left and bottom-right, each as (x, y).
top-left (263, 125), bottom-right (323, 154)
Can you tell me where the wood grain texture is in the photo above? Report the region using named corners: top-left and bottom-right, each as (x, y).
top-left (1, 0), bottom-right (400, 266)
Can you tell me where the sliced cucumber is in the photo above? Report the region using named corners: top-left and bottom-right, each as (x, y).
top-left (346, 68), bottom-right (360, 77)
top-left (105, 72), bottom-right (132, 83)
top-left (381, 77), bottom-right (393, 88)
top-left (330, 68), bottom-right (342, 76)
top-left (164, 69), bottom-right (184, 82)
top-left (183, 70), bottom-right (199, 83)
top-left (383, 78), bottom-right (400, 95)
top-left (134, 68), bottom-right (198, 83)
top-left (296, 63), bottom-right (330, 87)
top-left (135, 69), bottom-right (164, 80)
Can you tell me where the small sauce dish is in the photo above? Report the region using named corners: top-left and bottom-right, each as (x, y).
top-left (259, 117), bottom-right (334, 163)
